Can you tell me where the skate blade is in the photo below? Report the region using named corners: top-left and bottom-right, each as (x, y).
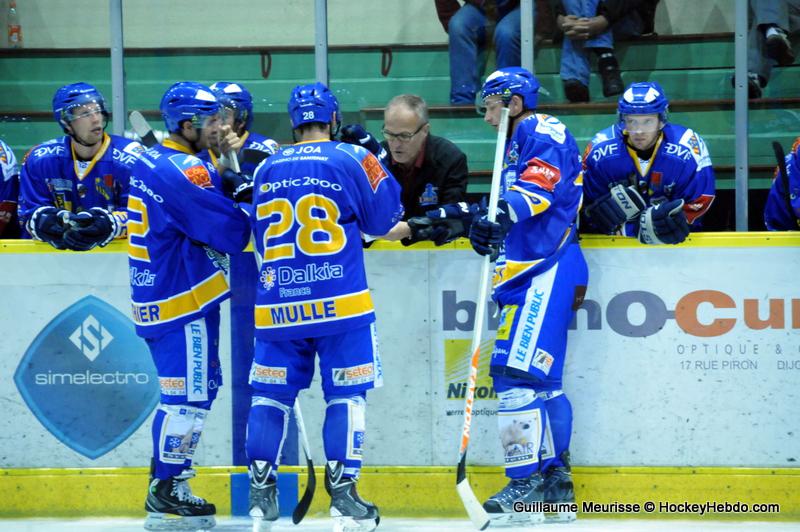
top-left (251, 517), bottom-right (275, 532)
top-left (332, 515), bottom-right (379, 532)
top-left (545, 510), bottom-right (577, 523)
top-left (144, 512), bottom-right (216, 531)
top-left (487, 511), bottom-right (544, 527)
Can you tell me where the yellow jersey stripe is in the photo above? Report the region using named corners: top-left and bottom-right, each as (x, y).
top-left (255, 289), bottom-right (374, 329)
top-left (131, 270), bottom-right (229, 325)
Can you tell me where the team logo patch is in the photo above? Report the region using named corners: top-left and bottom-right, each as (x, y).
top-left (332, 363), bottom-right (375, 386)
top-left (419, 183), bottom-right (438, 206)
top-left (360, 152), bottom-right (388, 192)
top-left (684, 194), bottom-right (715, 223)
top-left (520, 157), bottom-right (561, 192)
top-left (168, 154), bottom-right (212, 188)
top-left (250, 364), bottom-right (288, 385)
top-left (531, 348), bottom-right (554, 375)
top-left (14, 296), bottom-right (159, 459)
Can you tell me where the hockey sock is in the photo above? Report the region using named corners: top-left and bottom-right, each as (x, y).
top-left (152, 404), bottom-right (199, 479)
top-left (323, 393), bottom-right (367, 478)
top-left (541, 391), bottom-right (573, 471)
top-left (181, 407), bottom-right (209, 471)
top-left (497, 387), bottom-right (546, 479)
top-left (246, 394), bottom-right (293, 476)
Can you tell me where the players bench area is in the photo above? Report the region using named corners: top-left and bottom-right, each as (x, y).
top-left (0, 233), bottom-right (798, 521)
top-left (0, 31), bottom-right (799, 229)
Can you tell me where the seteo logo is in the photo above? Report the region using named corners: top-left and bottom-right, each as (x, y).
top-left (520, 157), bottom-right (561, 192)
top-left (159, 377), bottom-right (186, 396)
top-left (14, 296), bottom-right (159, 459)
top-left (332, 363), bottom-right (374, 386)
top-left (250, 364), bottom-right (288, 385)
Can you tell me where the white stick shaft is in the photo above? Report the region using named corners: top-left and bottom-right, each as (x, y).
top-left (294, 398), bottom-right (312, 458)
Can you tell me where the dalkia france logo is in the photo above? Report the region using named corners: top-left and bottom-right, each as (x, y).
top-left (14, 296), bottom-right (159, 459)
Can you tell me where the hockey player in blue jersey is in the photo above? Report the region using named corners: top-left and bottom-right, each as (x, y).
top-left (428, 67), bottom-right (588, 525)
top-left (127, 81), bottom-right (251, 531)
top-left (582, 81), bottom-right (716, 243)
top-left (210, 81), bottom-right (279, 176)
top-left (765, 136), bottom-right (800, 230)
top-left (245, 82), bottom-right (403, 532)
top-left (0, 138), bottom-right (20, 238)
top-left (18, 82), bottom-right (142, 250)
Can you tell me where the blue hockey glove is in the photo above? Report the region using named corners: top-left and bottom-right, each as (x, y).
top-left (221, 169), bottom-right (254, 204)
top-left (27, 206), bottom-right (70, 249)
top-left (402, 216), bottom-right (450, 246)
top-left (469, 199), bottom-right (514, 260)
top-left (340, 124), bottom-right (388, 164)
top-left (63, 208), bottom-right (118, 251)
top-left (638, 199), bottom-right (690, 245)
top-left (425, 201), bottom-right (484, 245)
top-left (584, 182), bottom-right (646, 233)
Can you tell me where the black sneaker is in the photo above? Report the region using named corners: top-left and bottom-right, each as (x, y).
top-left (563, 79), bottom-right (590, 103)
top-left (483, 473), bottom-right (546, 526)
top-left (325, 461), bottom-right (380, 531)
top-left (729, 72), bottom-right (765, 99)
top-left (144, 475), bottom-right (216, 531)
top-left (249, 460), bottom-right (279, 531)
top-left (766, 27), bottom-right (795, 66)
top-left (598, 53), bottom-right (625, 97)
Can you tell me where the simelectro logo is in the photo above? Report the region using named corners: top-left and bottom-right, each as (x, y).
top-left (14, 295), bottom-right (159, 459)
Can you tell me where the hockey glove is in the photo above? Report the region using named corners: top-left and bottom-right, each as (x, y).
top-left (27, 206), bottom-right (70, 249)
top-left (425, 201), bottom-right (484, 245)
top-left (469, 199), bottom-right (514, 260)
top-left (340, 124), bottom-right (388, 164)
top-left (63, 208), bottom-right (118, 251)
top-left (638, 199), bottom-right (690, 245)
top-left (402, 216), bottom-right (450, 246)
top-left (221, 169), bottom-right (255, 204)
top-left (584, 183), bottom-right (646, 233)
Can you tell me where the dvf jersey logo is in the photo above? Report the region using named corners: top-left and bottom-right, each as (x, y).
top-left (14, 295), bottom-right (159, 459)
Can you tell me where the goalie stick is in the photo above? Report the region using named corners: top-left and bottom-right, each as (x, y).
top-left (456, 106), bottom-right (510, 531)
top-left (772, 141), bottom-right (797, 226)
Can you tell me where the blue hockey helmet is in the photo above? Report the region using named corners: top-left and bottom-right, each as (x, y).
top-left (480, 67), bottom-right (540, 111)
top-left (52, 82), bottom-right (109, 131)
top-left (210, 81), bottom-right (254, 131)
top-left (617, 81), bottom-right (669, 125)
top-left (287, 82), bottom-right (340, 133)
top-left (159, 81), bottom-right (221, 133)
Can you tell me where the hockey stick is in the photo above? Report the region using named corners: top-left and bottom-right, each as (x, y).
top-left (291, 397), bottom-right (316, 524)
top-left (772, 141), bottom-right (797, 225)
top-left (456, 106), bottom-right (510, 532)
top-left (129, 110), bottom-right (158, 148)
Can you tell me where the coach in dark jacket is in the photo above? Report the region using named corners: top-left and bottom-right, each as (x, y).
top-left (380, 94), bottom-right (468, 219)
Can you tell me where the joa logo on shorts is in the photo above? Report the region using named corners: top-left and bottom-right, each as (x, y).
top-left (14, 296), bottom-right (159, 459)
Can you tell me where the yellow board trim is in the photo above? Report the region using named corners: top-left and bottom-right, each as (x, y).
top-left (2, 466), bottom-right (799, 519)
top-left (1, 232), bottom-right (799, 255)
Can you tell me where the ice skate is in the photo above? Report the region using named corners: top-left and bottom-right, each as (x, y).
top-left (482, 472), bottom-right (545, 527)
top-left (144, 469), bottom-right (216, 531)
top-left (542, 452), bottom-right (577, 523)
top-left (326, 461), bottom-right (380, 532)
top-left (248, 460), bottom-right (279, 532)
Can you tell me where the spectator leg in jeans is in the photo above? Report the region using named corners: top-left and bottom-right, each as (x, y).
top-left (585, 30), bottom-right (623, 97)
top-left (449, 3), bottom-right (487, 105)
top-left (495, 6), bottom-right (522, 69)
top-left (560, 0), bottom-right (597, 102)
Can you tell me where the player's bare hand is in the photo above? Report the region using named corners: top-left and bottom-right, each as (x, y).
top-left (218, 125), bottom-right (244, 155)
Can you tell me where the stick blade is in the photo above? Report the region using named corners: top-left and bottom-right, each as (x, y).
top-left (128, 110), bottom-right (159, 148)
top-left (291, 458), bottom-right (316, 524)
top-left (456, 478), bottom-right (490, 530)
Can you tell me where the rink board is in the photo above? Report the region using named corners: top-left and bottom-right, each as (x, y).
top-left (1, 233), bottom-right (799, 518)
